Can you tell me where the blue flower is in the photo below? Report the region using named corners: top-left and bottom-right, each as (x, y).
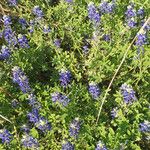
top-left (18, 34), bottom-right (30, 48)
top-left (0, 46), bottom-right (11, 61)
top-left (99, 0), bottom-right (115, 14)
top-left (12, 66), bottom-right (31, 93)
top-left (135, 33), bottom-right (147, 56)
top-left (69, 117), bottom-right (80, 138)
top-left (59, 69), bottom-right (72, 87)
top-left (120, 83), bottom-right (136, 104)
top-left (0, 129), bottom-right (12, 144)
top-left (139, 121), bottom-right (150, 132)
top-left (88, 2), bottom-right (101, 25)
top-left (88, 82), bottom-right (100, 99)
top-left (54, 39), bottom-right (61, 47)
top-left (3, 15), bottom-right (12, 26)
top-left (111, 107), bottom-right (118, 118)
top-left (126, 18), bottom-right (136, 28)
top-left (51, 92), bottom-right (70, 106)
top-left (8, 0), bottom-right (17, 6)
top-left (137, 7), bottom-right (144, 17)
top-left (125, 4), bottom-right (137, 28)
top-left (125, 5), bottom-right (136, 18)
top-left (66, 0), bottom-right (73, 3)
top-left (28, 94), bottom-right (41, 109)
top-left (33, 6), bottom-right (44, 18)
top-left (95, 141), bottom-right (107, 150)
top-left (62, 141), bottom-right (74, 150)
top-left (27, 108), bottom-right (40, 123)
top-left (21, 134), bottom-right (39, 149)
top-left (19, 18), bottom-right (27, 29)
top-left (27, 108), bottom-right (51, 132)
top-left (3, 27), bottom-right (17, 46)
top-left (102, 34), bottom-right (110, 41)
top-left (135, 33), bottom-right (147, 47)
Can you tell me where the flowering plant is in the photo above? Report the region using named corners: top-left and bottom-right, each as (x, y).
top-left (0, 0), bottom-right (149, 149)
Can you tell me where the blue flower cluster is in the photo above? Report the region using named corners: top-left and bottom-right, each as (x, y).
top-left (3, 26), bottom-right (17, 47)
top-left (135, 33), bottom-right (147, 56)
top-left (135, 33), bottom-right (147, 47)
top-left (8, 0), bottom-right (17, 6)
top-left (0, 46), bottom-right (11, 61)
top-left (28, 94), bottom-right (41, 109)
top-left (27, 108), bottom-right (51, 133)
top-left (69, 117), bottom-right (80, 138)
top-left (139, 121), bottom-right (150, 132)
top-left (137, 7), bottom-right (144, 18)
top-left (18, 34), bottom-right (30, 48)
top-left (51, 92), bottom-right (70, 106)
top-left (19, 18), bottom-right (27, 29)
top-left (54, 38), bottom-right (61, 47)
top-left (125, 4), bottom-right (137, 28)
top-left (88, 2), bottom-right (101, 25)
top-left (33, 6), bottom-right (44, 18)
top-left (62, 141), bottom-right (74, 150)
top-left (88, 1), bottom-right (116, 25)
top-left (3, 15), bottom-right (12, 26)
top-left (2, 15), bottom-right (18, 47)
top-left (120, 83), bottom-right (136, 104)
top-left (0, 129), bottom-right (12, 144)
top-left (88, 82), bottom-right (100, 99)
top-left (95, 141), bottom-right (107, 150)
top-left (59, 70), bottom-right (72, 87)
top-left (99, 0), bottom-right (115, 14)
top-left (12, 66), bottom-right (31, 93)
top-left (102, 34), bottom-right (111, 42)
top-left (2, 15), bottom-right (29, 50)
top-left (66, 0), bottom-right (73, 3)
top-left (111, 107), bottom-right (118, 118)
top-left (27, 108), bottom-right (39, 123)
top-left (21, 134), bottom-right (39, 149)
top-left (125, 3), bottom-right (146, 29)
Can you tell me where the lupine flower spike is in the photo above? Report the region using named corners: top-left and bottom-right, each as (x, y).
top-left (51, 92), bottom-right (70, 106)
top-left (21, 134), bottom-right (39, 149)
top-left (69, 117), bottom-right (80, 138)
top-left (120, 83), bottom-right (136, 104)
top-left (33, 6), bottom-right (44, 18)
top-left (0, 46), bottom-right (11, 61)
top-left (88, 2), bottom-right (101, 25)
top-left (0, 129), bottom-right (12, 144)
top-left (12, 66), bottom-right (31, 93)
top-left (62, 141), bottom-right (74, 150)
top-left (139, 121), bottom-right (150, 132)
top-left (88, 82), bottom-right (100, 99)
top-left (8, 0), bottom-right (17, 6)
top-left (59, 69), bottom-right (72, 87)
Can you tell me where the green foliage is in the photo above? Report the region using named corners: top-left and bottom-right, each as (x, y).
top-left (0, 0), bottom-right (150, 149)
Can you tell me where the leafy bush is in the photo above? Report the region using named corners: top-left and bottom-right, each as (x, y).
top-left (0, 0), bottom-right (150, 149)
